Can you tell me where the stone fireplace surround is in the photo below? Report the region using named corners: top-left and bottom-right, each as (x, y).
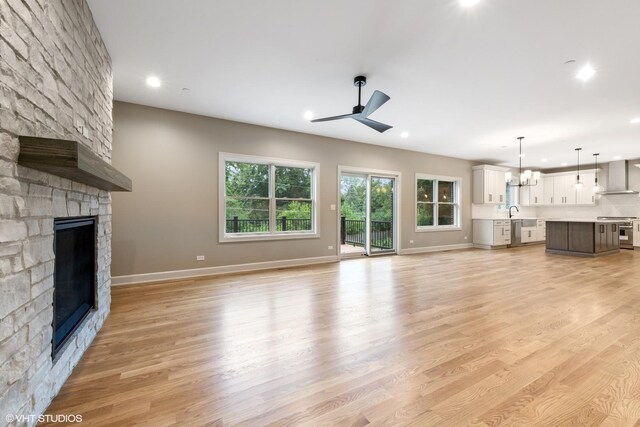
top-left (0, 0), bottom-right (114, 422)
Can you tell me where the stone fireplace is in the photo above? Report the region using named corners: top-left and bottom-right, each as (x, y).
top-left (0, 0), bottom-right (121, 422)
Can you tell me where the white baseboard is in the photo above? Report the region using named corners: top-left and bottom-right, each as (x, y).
top-left (111, 255), bottom-right (339, 286)
top-left (399, 243), bottom-right (473, 255)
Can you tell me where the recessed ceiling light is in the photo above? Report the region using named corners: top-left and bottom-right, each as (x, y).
top-left (400, 132), bottom-right (409, 139)
top-left (613, 155), bottom-right (622, 160)
top-left (303, 111), bottom-right (314, 121)
top-left (541, 158), bottom-right (548, 163)
top-left (561, 162), bottom-right (568, 166)
top-left (460, 0), bottom-right (481, 7)
top-left (630, 117), bottom-right (640, 124)
top-left (146, 75), bottom-right (161, 88)
top-left (575, 63), bottom-right (595, 82)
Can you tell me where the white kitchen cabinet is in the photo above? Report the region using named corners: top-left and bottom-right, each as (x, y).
top-left (520, 178), bottom-right (544, 206)
top-left (553, 174), bottom-right (577, 205)
top-left (536, 219), bottom-right (546, 242)
top-left (576, 172), bottom-right (596, 205)
top-left (634, 220), bottom-right (640, 247)
top-left (472, 165), bottom-right (508, 204)
top-left (473, 219), bottom-right (511, 248)
top-left (543, 176), bottom-right (555, 205)
top-left (521, 226), bottom-right (538, 243)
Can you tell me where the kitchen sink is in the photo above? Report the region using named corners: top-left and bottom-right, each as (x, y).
top-left (509, 219), bottom-right (538, 246)
top-left (511, 219), bottom-right (538, 227)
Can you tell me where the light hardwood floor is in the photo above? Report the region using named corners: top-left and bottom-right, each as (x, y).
top-left (43, 246), bottom-right (640, 426)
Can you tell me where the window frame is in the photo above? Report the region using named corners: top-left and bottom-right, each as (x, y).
top-left (219, 153), bottom-right (320, 242)
top-left (415, 173), bottom-right (462, 232)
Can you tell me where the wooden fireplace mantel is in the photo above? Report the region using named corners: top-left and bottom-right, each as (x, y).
top-left (18, 136), bottom-right (132, 192)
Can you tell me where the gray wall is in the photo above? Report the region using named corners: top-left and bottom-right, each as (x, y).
top-left (111, 102), bottom-right (475, 277)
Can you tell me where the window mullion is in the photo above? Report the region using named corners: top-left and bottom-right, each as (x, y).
top-left (434, 180), bottom-right (439, 227)
top-left (269, 164), bottom-right (276, 234)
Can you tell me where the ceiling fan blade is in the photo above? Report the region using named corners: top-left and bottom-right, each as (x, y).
top-left (361, 90), bottom-right (390, 118)
top-left (353, 117), bottom-right (393, 133)
top-left (311, 113), bottom-right (358, 123)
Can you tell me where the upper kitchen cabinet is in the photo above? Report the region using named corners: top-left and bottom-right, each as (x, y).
top-left (543, 175), bottom-right (555, 205)
top-left (472, 165), bottom-right (509, 204)
top-left (553, 174), bottom-right (577, 205)
top-left (576, 172), bottom-right (597, 205)
top-left (520, 177), bottom-right (545, 206)
top-left (541, 170), bottom-right (598, 206)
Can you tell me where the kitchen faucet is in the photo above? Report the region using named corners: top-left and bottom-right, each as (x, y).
top-left (508, 205), bottom-right (519, 219)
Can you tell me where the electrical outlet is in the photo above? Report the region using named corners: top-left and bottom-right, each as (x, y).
top-left (409, 240), bottom-right (414, 244)
top-left (328, 245), bottom-right (334, 250)
top-left (464, 236), bottom-right (468, 240)
top-left (330, 204), bottom-right (336, 211)
top-left (196, 255), bottom-right (205, 261)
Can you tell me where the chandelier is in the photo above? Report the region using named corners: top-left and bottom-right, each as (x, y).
top-left (506, 137), bottom-right (540, 187)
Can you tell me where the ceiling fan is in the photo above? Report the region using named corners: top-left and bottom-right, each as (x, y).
top-left (311, 76), bottom-right (392, 133)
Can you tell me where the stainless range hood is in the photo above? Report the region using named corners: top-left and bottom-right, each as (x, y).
top-left (599, 160), bottom-right (639, 195)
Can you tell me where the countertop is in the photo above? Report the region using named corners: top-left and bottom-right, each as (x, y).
top-left (473, 217), bottom-right (539, 220)
top-left (544, 218), bottom-right (626, 223)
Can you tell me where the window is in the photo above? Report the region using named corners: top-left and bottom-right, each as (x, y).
top-left (220, 153), bottom-right (319, 241)
top-left (504, 182), bottom-right (518, 208)
top-left (416, 174), bottom-right (461, 230)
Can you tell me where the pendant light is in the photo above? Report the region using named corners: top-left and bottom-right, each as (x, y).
top-left (592, 153), bottom-right (601, 192)
top-left (574, 148), bottom-right (583, 189)
top-left (507, 137), bottom-right (540, 187)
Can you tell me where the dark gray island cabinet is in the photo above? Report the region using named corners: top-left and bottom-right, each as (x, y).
top-left (546, 219), bottom-right (621, 257)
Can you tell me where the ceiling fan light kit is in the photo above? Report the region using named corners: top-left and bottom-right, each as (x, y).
top-left (311, 76), bottom-right (393, 133)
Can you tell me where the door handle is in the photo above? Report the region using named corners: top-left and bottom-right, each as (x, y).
top-left (489, 194), bottom-right (492, 202)
top-left (592, 196), bottom-right (594, 203)
top-left (534, 196), bottom-right (537, 203)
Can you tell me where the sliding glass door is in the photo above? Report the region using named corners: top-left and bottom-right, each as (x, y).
top-left (340, 172), bottom-right (397, 257)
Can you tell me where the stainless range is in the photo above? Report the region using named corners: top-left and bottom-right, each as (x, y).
top-left (596, 216), bottom-right (638, 249)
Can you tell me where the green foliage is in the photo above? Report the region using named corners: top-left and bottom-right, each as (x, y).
top-left (276, 200), bottom-right (311, 219)
top-left (275, 167), bottom-right (312, 199)
top-left (225, 161), bottom-right (269, 197)
top-left (370, 178), bottom-right (393, 221)
top-left (340, 176), bottom-right (367, 220)
top-left (340, 175), bottom-right (394, 221)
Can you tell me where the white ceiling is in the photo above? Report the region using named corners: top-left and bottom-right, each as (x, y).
top-left (87, 0), bottom-right (640, 168)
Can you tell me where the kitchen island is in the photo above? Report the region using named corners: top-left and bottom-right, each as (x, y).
top-left (546, 219), bottom-right (622, 257)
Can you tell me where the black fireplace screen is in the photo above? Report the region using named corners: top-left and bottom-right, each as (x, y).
top-left (52, 217), bottom-right (96, 358)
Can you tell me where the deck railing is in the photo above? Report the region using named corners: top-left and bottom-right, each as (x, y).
top-left (341, 217), bottom-right (393, 250)
top-left (226, 217), bottom-right (312, 233)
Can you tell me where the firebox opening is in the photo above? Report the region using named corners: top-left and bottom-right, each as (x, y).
top-left (52, 217), bottom-right (97, 359)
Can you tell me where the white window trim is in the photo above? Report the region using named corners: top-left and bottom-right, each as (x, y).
top-left (219, 152), bottom-right (320, 243)
top-left (415, 173), bottom-right (462, 232)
